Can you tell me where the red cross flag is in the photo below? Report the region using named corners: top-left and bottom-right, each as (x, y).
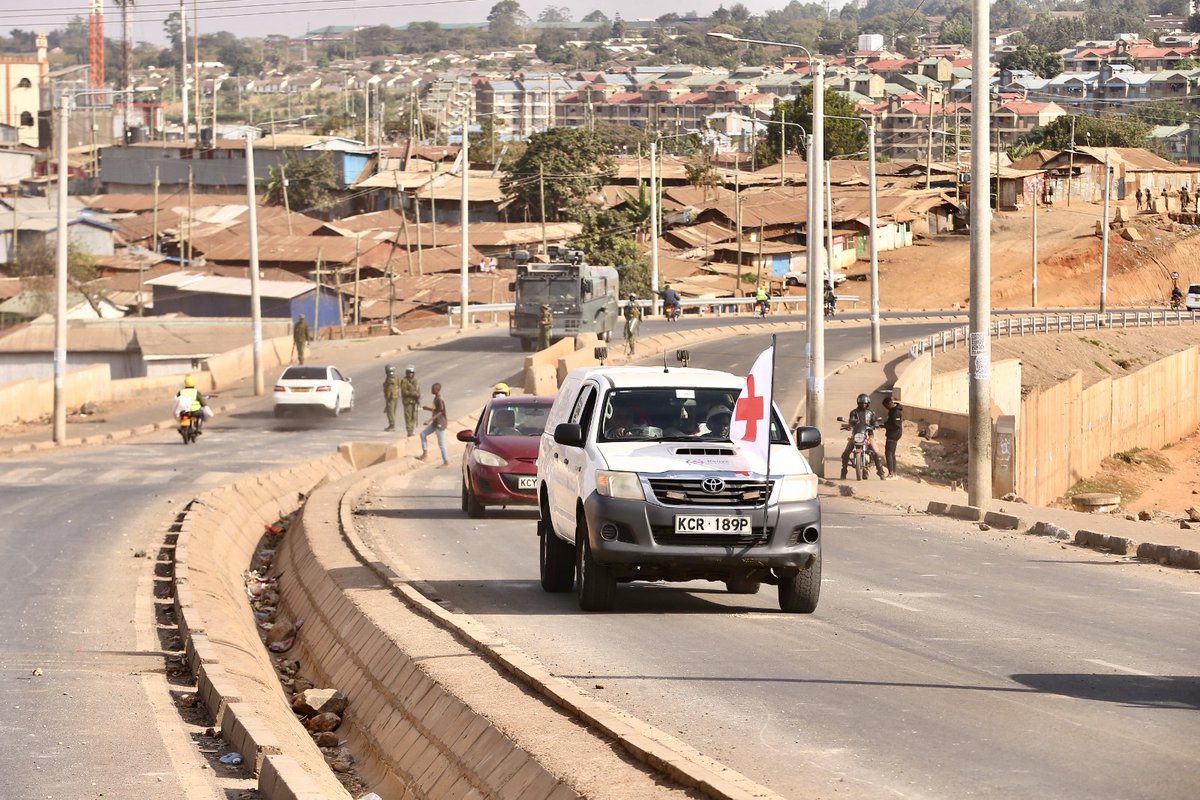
top-left (730, 345), bottom-right (774, 476)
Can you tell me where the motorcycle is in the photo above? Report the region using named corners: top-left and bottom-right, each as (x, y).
top-left (664, 303), bottom-right (680, 322)
top-left (824, 297), bottom-right (836, 318)
top-left (1171, 293), bottom-right (1184, 311)
top-left (178, 409), bottom-right (201, 444)
top-left (753, 299), bottom-right (770, 318)
top-left (837, 416), bottom-right (875, 481)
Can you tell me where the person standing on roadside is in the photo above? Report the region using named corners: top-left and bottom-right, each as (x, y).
top-left (383, 365), bottom-right (401, 432)
top-left (418, 382), bottom-right (449, 466)
top-left (400, 366), bottom-right (421, 437)
top-left (882, 394), bottom-right (903, 479)
top-left (538, 303), bottom-right (553, 350)
top-left (1135, 188), bottom-right (1143, 211)
top-left (623, 293), bottom-right (642, 356)
top-left (293, 314), bottom-right (310, 365)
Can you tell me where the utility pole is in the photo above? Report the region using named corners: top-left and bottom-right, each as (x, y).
top-left (280, 163), bottom-right (293, 234)
top-left (867, 120), bottom-right (880, 362)
top-left (144, 164), bottom-right (158, 317)
top-left (650, 136), bottom-right (660, 314)
top-left (192, 0), bottom-right (200, 145)
top-left (1067, 116), bottom-right (1076, 207)
top-left (186, 164), bottom-right (194, 265)
top-left (925, 90), bottom-right (937, 189)
top-left (539, 164), bottom-right (548, 256)
top-left (732, 169), bottom-right (741, 302)
top-left (53, 90), bottom-right (69, 444)
top-left (460, 115), bottom-right (469, 331)
top-left (780, 105), bottom-right (786, 189)
top-left (968, 0), bottom-right (993, 508)
top-left (826, 159), bottom-right (833, 281)
top-left (314, 248), bottom-right (322, 333)
top-left (809, 60), bottom-right (826, 476)
top-left (245, 130), bottom-right (263, 395)
top-left (1100, 151), bottom-right (1111, 312)
top-left (1031, 192), bottom-right (1038, 308)
top-left (179, 0), bottom-right (188, 143)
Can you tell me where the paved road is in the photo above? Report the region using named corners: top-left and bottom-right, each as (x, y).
top-left (359, 324), bottom-right (1200, 800)
top-left (0, 329), bottom-right (532, 799)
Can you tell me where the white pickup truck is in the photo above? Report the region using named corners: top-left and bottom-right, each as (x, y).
top-left (535, 365), bottom-right (823, 612)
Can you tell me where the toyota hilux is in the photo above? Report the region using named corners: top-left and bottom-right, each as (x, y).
top-left (535, 365), bottom-right (823, 612)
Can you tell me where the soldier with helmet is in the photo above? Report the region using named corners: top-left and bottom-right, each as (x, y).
top-left (623, 292), bottom-right (642, 356)
top-left (383, 365), bottom-right (401, 432)
top-left (400, 366), bottom-right (421, 437)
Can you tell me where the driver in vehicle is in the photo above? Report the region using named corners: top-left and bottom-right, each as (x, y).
top-left (489, 407), bottom-right (520, 436)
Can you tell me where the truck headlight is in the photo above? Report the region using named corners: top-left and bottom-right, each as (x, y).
top-left (472, 449), bottom-right (508, 468)
top-left (595, 471), bottom-right (645, 500)
top-left (778, 474), bottom-right (817, 502)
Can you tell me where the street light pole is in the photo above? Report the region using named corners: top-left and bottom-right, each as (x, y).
top-left (1100, 150), bottom-right (1110, 313)
top-left (245, 130), bottom-right (264, 395)
top-left (53, 89), bottom-right (69, 443)
top-left (650, 136), bottom-right (659, 315)
top-left (460, 117), bottom-right (469, 331)
top-left (826, 113), bottom-right (880, 361)
top-left (967, 0), bottom-right (993, 508)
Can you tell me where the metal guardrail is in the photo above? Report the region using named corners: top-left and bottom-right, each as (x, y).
top-left (447, 294), bottom-right (861, 323)
top-left (912, 309), bottom-right (1200, 359)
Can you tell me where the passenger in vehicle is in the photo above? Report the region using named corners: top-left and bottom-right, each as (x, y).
top-left (489, 408), bottom-right (520, 436)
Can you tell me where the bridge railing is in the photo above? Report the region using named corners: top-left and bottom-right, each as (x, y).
top-left (912, 309), bottom-right (1199, 359)
top-left (447, 294), bottom-right (861, 324)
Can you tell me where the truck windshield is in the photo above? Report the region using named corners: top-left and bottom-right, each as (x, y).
top-left (521, 277), bottom-right (578, 303)
top-left (598, 388), bottom-right (788, 443)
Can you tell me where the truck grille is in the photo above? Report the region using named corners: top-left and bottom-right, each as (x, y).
top-left (650, 526), bottom-right (772, 547)
top-left (648, 478), bottom-right (774, 507)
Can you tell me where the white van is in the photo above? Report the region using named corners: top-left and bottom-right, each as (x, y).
top-left (535, 365), bottom-right (823, 612)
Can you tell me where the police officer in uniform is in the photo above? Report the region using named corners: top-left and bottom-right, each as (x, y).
top-left (400, 366), bottom-right (421, 437)
top-left (538, 304), bottom-right (553, 350)
top-left (383, 365), bottom-right (401, 432)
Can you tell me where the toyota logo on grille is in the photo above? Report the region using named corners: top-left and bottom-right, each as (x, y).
top-left (701, 477), bottom-right (725, 494)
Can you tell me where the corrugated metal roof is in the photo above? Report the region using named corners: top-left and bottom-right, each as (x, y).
top-left (145, 271), bottom-right (317, 300)
top-left (467, 222), bottom-right (583, 246)
top-left (200, 234), bottom-right (364, 264)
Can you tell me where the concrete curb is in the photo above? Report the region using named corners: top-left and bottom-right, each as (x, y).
top-left (923, 501), bottom-right (1200, 569)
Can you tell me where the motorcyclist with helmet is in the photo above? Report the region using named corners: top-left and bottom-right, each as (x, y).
top-left (840, 392), bottom-right (885, 480)
top-left (824, 280), bottom-right (837, 317)
top-left (175, 374), bottom-right (208, 434)
top-left (754, 284), bottom-right (770, 316)
top-left (1171, 285), bottom-right (1184, 310)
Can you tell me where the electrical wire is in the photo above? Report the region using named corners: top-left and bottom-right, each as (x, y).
top-left (0, 0), bottom-right (480, 24)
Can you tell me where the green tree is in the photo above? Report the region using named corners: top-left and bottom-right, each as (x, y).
top-left (501, 127), bottom-right (615, 222)
top-left (582, 10), bottom-right (609, 23)
top-left (217, 39), bottom-right (259, 76)
top-left (686, 158), bottom-right (725, 202)
top-left (538, 5), bottom-right (571, 23)
top-left (164, 11), bottom-right (182, 51)
top-left (998, 45), bottom-right (1064, 79)
top-left (1174, 56), bottom-right (1199, 69)
top-left (1026, 114), bottom-right (1151, 150)
top-left (488, 0), bottom-right (527, 46)
top-left (570, 209), bottom-right (649, 294)
top-left (262, 154), bottom-right (338, 213)
top-left (938, 6), bottom-right (973, 46)
top-left (756, 88), bottom-right (867, 165)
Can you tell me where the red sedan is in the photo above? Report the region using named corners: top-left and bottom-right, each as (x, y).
top-left (457, 395), bottom-right (554, 517)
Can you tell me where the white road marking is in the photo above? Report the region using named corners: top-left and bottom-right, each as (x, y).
top-left (872, 597), bottom-right (923, 612)
top-left (1085, 659), bottom-right (1160, 677)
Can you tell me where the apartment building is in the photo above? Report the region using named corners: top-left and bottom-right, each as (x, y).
top-left (0, 34), bottom-right (48, 147)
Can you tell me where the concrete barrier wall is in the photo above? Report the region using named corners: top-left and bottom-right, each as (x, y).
top-left (174, 454), bottom-right (358, 799)
top-left (0, 363), bottom-right (113, 425)
top-left (110, 372), bottom-right (214, 404)
top-left (1016, 347), bottom-right (1200, 505)
top-left (273, 468), bottom-right (582, 800)
top-left (207, 336), bottom-right (292, 390)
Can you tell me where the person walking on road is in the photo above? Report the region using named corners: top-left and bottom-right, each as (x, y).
top-left (418, 382), bottom-right (449, 466)
top-left (383, 365), bottom-right (401, 432)
top-left (1182, 185), bottom-right (1191, 214)
top-left (1135, 188), bottom-right (1143, 211)
top-left (882, 394), bottom-right (903, 479)
top-left (1162, 186), bottom-right (1169, 211)
top-left (623, 293), bottom-right (642, 356)
top-left (292, 314), bottom-right (311, 365)
top-left (538, 303), bottom-right (553, 350)
top-left (400, 366), bottom-right (421, 437)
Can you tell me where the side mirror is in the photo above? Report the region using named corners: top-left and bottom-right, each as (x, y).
top-left (594, 346), bottom-right (608, 361)
top-left (508, 281), bottom-right (516, 292)
top-left (456, 429), bottom-right (476, 443)
top-left (553, 422), bottom-right (585, 448)
top-left (794, 425), bottom-right (822, 451)
top-left (581, 279), bottom-right (593, 293)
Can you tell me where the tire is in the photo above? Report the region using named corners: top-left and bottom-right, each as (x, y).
top-left (465, 480), bottom-right (485, 518)
top-left (725, 578), bottom-right (761, 595)
top-left (460, 480), bottom-right (469, 513)
top-left (854, 452), bottom-right (866, 481)
top-left (778, 555), bottom-right (821, 613)
top-left (575, 515), bottom-right (615, 611)
top-left (539, 514), bottom-right (574, 592)
top-left (603, 330), bottom-right (612, 343)
top-left (330, 398), bottom-right (341, 418)
top-left (179, 427), bottom-right (190, 444)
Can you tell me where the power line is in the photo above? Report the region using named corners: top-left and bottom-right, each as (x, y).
top-left (0, 0), bottom-right (480, 25)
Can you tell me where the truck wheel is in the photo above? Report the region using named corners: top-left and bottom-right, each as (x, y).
top-left (778, 556), bottom-right (821, 613)
top-left (539, 514), bottom-right (574, 592)
top-left (725, 578), bottom-right (761, 595)
top-left (575, 516), bottom-right (615, 611)
top-left (520, 338), bottom-right (534, 352)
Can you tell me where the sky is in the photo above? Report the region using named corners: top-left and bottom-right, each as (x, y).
top-left (0, 0), bottom-right (814, 48)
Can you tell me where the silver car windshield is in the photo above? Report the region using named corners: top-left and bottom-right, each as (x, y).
top-left (598, 388), bottom-right (786, 443)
